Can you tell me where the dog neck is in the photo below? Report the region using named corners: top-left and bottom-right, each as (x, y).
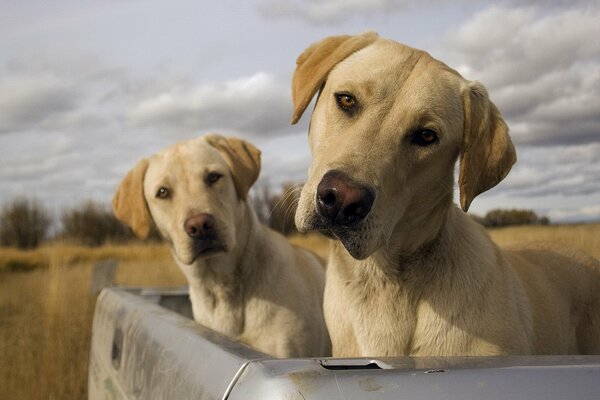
top-left (386, 191), bottom-right (454, 259)
top-left (178, 201), bottom-right (265, 336)
top-left (329, 204), bottom-right (497, 343)
top-left (356, 199), bottom-right (495, 285)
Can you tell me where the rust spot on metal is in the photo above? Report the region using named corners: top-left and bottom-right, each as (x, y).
top-left (359, 376), bottom-right (383, 392)
top-left (288, 369), bottom-right (326, 397)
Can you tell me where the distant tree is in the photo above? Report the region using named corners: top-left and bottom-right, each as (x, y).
top-left (60, 201), bottom-right (134, 246)
top-left (268, 183), bottom-right (301, 235)
top-left (469, 213), bottom-right (487, 226)
top-left (249, 181), bottom-right (273, 226)
top-left (250, 182), bottom-right (300, 235)
top-left (0, 198), bottom-right (52, 249)
top-left (481, 208), bottom-right (550, 227)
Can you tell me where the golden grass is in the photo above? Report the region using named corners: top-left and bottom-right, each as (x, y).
top-left (489, 223), bottom-right (600, 259)
top-left (0, 242), bottom-right (183, 400)
top-left (0, 262), bottom-right (95, 399)
top-left (291, 223), bottom-right (600, 260)
top-left (288, 232), bottom-right (332, 260)
top-left (0, 241), bottom-right (174, 272)
top-left (0, 224), bottom-right (597, 399)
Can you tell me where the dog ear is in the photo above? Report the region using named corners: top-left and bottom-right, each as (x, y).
top-left (112, 159), bottom-right (151, 239)
top-left (291, 31), bottom-right (379, 124)
top-left (205, 135), bottom-right (261, 200)
top-left (459, 81), bottom-right (516, 212)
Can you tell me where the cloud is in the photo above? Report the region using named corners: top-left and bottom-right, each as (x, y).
top-left (547, 205), bottom-right (600, 222)
top-left (253, 132), bottom-right (312, 186)
top-left (493, 143), bottom-right (600, 198)
top-left (1, 1), bottom-right (598, 224)
top-left (258, 1), bottom-right (600, 149)
top-left (0, 54), bottom-right (134, 134)
top-left (0, 52), bottom-right (303, 212)
top-left (0, 74), bottom-right (79, 133)
top-left (437, 3), bottom-right (600, 220)
top-left (441, 4), bottom-right (600, 148)
top-left (128, 72), bottom-right (295, 137)
top-left (258, 0), bottom-right (406, 25)
top-left (257, 0), bottom-right (593, 25)
top-left (449, 6), bottom-right (600, 88)
top-left (0, 52), bottom-right (300, 140)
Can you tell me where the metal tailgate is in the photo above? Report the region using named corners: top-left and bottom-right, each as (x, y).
top-left (89, 287), bottom-right (600, 400)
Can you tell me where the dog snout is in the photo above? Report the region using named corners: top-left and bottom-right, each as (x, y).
top-left (316, 170), bottom-right (375, 227)
top-left (184, 213), bottom-right (216, 239)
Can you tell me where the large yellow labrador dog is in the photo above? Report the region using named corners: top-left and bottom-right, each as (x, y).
top-left (292, 32), bottom-right (600, 356)
top-left (113, 134), bottom-right (331, 357)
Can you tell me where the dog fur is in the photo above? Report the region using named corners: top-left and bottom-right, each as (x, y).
top-left (113, 134), bottom-right (331, 358)
top-left (292, 32), bottom-right (600, 356)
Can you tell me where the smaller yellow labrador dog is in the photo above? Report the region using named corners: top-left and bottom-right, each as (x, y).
top-left (292, 32), bottom-right (600, 357)
top-left (113, 134), bottom-right (331, 358)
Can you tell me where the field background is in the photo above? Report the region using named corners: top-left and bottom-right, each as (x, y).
top-left (0, 224), bottom-right (598, 399)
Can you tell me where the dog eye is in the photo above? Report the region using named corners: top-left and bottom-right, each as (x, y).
top-left (411, 129), bottom-right (439, 146)
top-left (206, 172), bottom-right (222, 185)
top-left (156, 187), bottom-right (170, 199)
top-left (335, 93), bottom-right (356, 111)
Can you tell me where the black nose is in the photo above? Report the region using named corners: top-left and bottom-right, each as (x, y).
top-left (316, 170), bottom-right (375, 227)
top-left (184, 213), bottom-right (216, 239)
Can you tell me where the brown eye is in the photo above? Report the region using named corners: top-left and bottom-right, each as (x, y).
top-left (336, 93), bottom-right (356, 111)
top-left (206, 172), bottom-right (222, 185)
top-left (156, 186), bottom-right (170, 199)
top-left (411, 129), bottom-right (439, 146)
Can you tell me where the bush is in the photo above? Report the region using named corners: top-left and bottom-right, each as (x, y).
top-left (250, 182), bottom-right (300, 235)
top-left (60, 201), bottom-right (135, 246)
top-left (0, 198), bottom-right (52, 249)
top-left (476, 208), bottom-right (550, 228)
top-left (249, 182), bottom-right (273, 226)
top-left (268, 183), bottom-right (301, 235)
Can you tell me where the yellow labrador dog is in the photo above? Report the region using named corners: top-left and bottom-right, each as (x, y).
top-left (113, 134), bottom-right (331, 358)
top-left (292, 32), bottom-right (600, 357)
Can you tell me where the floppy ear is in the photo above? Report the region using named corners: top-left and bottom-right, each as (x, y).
top-left (291, 31), bottom-right (379, 124)
top-left (112, 159), bottom-right (151, 239)
top-left (205, 135), bottom-right (261, 200)
top-left (459, 81), bottom-right (516, 212)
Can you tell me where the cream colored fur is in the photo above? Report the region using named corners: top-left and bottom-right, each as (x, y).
top-left (292, 33), bottom-right (600, 357)
top-left (113, 134), bottom-right (331, 358)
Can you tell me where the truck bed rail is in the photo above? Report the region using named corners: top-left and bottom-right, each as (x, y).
top-left (89, 287), bottom-right (600, 399)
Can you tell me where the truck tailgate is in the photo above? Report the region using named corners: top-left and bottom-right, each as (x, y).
top-left (89, 287), bottom-right (600, 399)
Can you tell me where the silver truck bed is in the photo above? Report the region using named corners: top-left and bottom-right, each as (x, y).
top-left (88, 287), bottom-right (600, 399)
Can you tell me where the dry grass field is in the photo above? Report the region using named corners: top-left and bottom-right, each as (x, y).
top-left (0, 224), bottom-right (598, 399)
top-left (489, 224), bottom-right (600, 258)
top-left (0, 242), bottom-right (184, 399)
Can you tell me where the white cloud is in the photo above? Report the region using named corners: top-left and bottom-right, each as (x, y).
top-left (0, 53), bottom-right (301, 140)
top-left (547, 205), bottom-right (600, 222)
top-left (128, 72), bottom-right (295, 137)
top-left (449, 6), bottom-right (600, 88)
top-left (0, 53), bottom-right (304, 213)
top-left (0, 54), bottom-right (136, 134)
top-left (498, 143), bottom-right (600, 197)
top-left (442, 4), bottom-right (600, 147)
top-left (0, 0), bottom-right (598, 224)
top-left (257, 0), bottom-right (595, 25)
top-left (0, 74), bottom-right (79, 132)
top-left (258, 0), bottom-right (407, 25)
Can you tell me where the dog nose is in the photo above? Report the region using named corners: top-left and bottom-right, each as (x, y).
top-left (316, 170), bottom-right (375, 227)
top-left (184, 213), bottom-right (216, 239)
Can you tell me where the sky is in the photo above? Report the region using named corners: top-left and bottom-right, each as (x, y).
top-left (1, 0), bottom-right (599, 223)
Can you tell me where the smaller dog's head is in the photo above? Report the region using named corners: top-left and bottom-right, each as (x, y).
top-left (292, 33), bottom-right (516, 259)
top-left (112, 134), bottom-right (261, 265)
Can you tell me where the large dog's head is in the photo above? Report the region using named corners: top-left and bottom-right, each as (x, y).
top-left (292, 33), bottom-right (516, 259)
top-left (112, 134), bottom-right (261, 265)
